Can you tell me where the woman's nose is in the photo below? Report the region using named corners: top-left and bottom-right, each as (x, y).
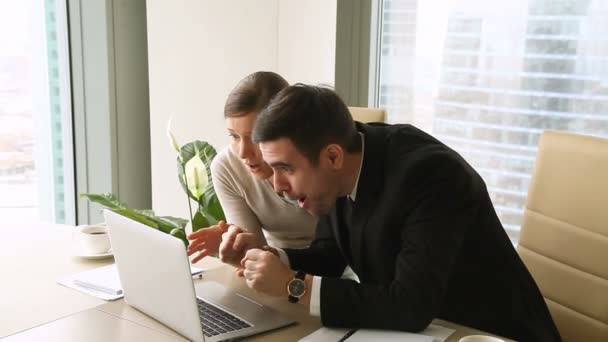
top-left (238, 141), bottom-right (252, 159)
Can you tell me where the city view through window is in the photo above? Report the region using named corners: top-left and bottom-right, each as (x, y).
top-left (378, 0), bottom-right (608, 242)
top-left (0, 0), bottom-right (73, 224)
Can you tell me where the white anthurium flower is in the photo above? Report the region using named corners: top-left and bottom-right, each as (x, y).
top-left (166, 117), bottom-right (181, 155)
top-left (184, 152), bottom-right (208, 201)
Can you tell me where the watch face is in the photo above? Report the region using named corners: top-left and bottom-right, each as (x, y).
top-left (288, 279), bottom-right (306, 297)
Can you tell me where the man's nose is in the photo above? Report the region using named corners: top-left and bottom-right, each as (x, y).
top-left (273, 173), bottom-right (290, 193)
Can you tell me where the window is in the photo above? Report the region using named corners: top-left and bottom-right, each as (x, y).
top-left (374, 0), bottom-right (608, 242)
top-left (0, 0), bottom-right (74, 224)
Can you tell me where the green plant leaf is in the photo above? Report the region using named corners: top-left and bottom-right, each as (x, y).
top-left (113, 209), bottom-right (159, 229)
top-left (80, 193), bottom-right (127, 210)
top-left (169, 228), bottom-right (188, 247)
top-left (192, 211), bottom-right (211, 232)
top-left (145, 217), bottom-right (178, 234)
top-left (119, 208), bottom-right (177, 234)
top-left (204, 197), bottom-right (225, 224)
top-left (134, 208), bottom-right (156, 217)
top-left (81, 192), bottom-right (191, 242)
top-left (158, 216), bottom-right (188, 229)
top-left (174, 140), bottom-right (226, 234)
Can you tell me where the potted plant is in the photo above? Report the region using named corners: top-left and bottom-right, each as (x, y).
top-left (81, 119), bottom-right (225, 246)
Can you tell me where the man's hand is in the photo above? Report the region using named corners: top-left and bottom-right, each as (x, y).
top-left (186, 220), bottom-right (230, 263)
top-left (219, 225), bottom-right (262, 268)
top-left (239, 249), bottom-right (293, 297)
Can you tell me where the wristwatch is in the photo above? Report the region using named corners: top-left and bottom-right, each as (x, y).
top-left (287, 270), bottom-right (306, 303)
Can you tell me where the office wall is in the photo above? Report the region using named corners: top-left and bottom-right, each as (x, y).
top-left (277, 0), bottom-right (336, 85)
top-left (147, 0), bottom-right (336, 217)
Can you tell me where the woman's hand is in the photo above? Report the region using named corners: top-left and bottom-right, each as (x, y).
top-left (219, 225), bottom-right (262, 268)
top-left (187, 220), bottom-right (230, 263)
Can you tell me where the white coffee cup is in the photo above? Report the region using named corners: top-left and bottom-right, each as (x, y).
top-left (77, 224), bottom-right (111, 255)
top-left (459, 335), bottom-right (505, 342)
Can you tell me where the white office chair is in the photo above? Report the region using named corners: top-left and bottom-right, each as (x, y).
top-left (517, 130), bottom-right (608, 341)
top-left (348, 107), bottom-right (386, 123)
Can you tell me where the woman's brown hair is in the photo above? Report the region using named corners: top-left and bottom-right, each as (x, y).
top-left (224, 71), bottom-right (289, 118)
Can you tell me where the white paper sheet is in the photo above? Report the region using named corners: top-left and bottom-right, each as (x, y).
top-left (298, 327), bottom-right (353, 342)
top-left (298, 324), bottom-right (455, 342)
top-left (346, 329), bottom-right (434, 342)
top-left (57, 263), bottom-right (204, 301)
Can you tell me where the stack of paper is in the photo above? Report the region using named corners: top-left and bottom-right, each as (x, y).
top-left (57, 264), bottom-right (204, 300)
top-left (299, 324), bottom-right (455, 342)
top-left (72, 264), bottom-right (123, 295)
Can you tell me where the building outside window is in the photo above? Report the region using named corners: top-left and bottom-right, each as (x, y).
top-left (0, 0), bottom-right (74, 224)
top-left (375, 0), bottom-right (608, 242)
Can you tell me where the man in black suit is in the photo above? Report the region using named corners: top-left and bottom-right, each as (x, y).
top-left (219, 84), bottom-right (561, 341)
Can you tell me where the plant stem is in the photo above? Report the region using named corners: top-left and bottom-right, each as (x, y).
top-left (182, 162), bottom-right (194, 228)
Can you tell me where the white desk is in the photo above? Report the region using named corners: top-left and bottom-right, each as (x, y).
top-left (1, 223), bottom-right (512, 341)
top-left (0, 223), bottom-right (110, 337)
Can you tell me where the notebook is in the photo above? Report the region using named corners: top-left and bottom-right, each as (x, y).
top-left (72, 264), bottom-right (123, 295)
top-left (346, 330), bottom-right (434, 342)
top-left (299, 324), bottom-right (454, 342)
top-left (57, 263), bottom-right (203, 300)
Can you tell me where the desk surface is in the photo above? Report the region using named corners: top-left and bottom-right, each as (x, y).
top-left (93, 266), bottom-right (508, 342)
top-left (0, 223), bottom-right (111, 337)
top-left (1, 223), bottom-right (512, 342)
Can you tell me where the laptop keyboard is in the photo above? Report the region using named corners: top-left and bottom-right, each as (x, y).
top-left (197, 298), bottom-right (252, 337)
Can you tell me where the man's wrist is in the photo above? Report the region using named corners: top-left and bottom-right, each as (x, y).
top-left (287, 270), bottom-right (306, 303)
top-left (299, 275), bottom-right (313, 307)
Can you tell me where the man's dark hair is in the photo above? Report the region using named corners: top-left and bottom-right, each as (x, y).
top-left (252, 84), bottom-right (361, 165)
top-left (224, 71), bottom-right (289, 118)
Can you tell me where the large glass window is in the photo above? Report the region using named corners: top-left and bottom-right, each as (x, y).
top-left (375, 0), bottom-right (608, 242)
top-left (0, 0), bottom-right (74, 224)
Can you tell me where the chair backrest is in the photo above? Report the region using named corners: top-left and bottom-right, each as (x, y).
top-left (348, 107), bottom-right (386, 123)
top-left (517, 130), bottom-right (608, 341)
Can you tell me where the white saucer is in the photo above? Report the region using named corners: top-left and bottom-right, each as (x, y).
top-left (75, 249), bottom-right (114, 260)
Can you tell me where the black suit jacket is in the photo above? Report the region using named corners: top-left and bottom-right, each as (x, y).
top-left (285, 123), bottom-right (561, 342)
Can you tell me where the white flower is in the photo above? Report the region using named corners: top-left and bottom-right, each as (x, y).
top-left (166, 117), bottom-right (181, 155)
top-left (184, 152), bottom-right (208, 201)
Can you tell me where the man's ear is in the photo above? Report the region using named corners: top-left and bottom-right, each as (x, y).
top-left (324, 144), bottom-right (344, 169)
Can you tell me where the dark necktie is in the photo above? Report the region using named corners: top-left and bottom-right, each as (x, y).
top-left (339, 197), bottom-right (354, 260)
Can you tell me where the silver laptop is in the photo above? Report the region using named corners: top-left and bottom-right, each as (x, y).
top-left (103, 209), bottom-right (294, 342)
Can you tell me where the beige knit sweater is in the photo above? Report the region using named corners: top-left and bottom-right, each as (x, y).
top-left (210, 147), bottom-right (317, 249)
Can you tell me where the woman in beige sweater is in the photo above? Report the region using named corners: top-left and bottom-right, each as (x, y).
top-left (187, 72), bottom-right (317, 263)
